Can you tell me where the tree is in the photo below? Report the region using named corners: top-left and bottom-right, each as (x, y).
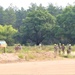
top-left (57, 5), bottom-right (75, 44)
top-left (0, 25), bottom-right (17, 45)
top-left (0, 6), bottom-right (4, 25)
top-left (3, 5), bottom-right (16, 26)
top-left (15, 7), bottom-right (27, 30)
top-left (22, 5), bottom-right (56, 45)
top-left (47, 3), bottom-right (63, 16)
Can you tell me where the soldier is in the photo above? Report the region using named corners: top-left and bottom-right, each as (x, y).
top-left (58, 43), bottom-right (62, 54)
top-left (67, 44), bottom-right (72, 55)
top-left (39, 43), bottom-right (42, 50)
top-left (54, 44), bottom-right (58, 58)
top-left (15, 44), bottom-right (22, 52)
top-left (61, 44), bottom-right (65, 54)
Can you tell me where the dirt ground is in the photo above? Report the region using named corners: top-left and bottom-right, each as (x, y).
top-left (0, 59), bottom-right (74, 75)
top-left (0, 53), bottom-right (75, 75)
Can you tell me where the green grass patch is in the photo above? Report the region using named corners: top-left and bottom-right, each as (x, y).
top-left (60, 54), bottom-right (75, 58)
top-left (18, 53), bottom-right (24, 59)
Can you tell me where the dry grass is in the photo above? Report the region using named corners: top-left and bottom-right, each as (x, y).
top-left (16, 45), bottom-right (62, 61)
top-left (0, 45), bottom-right (75, 62)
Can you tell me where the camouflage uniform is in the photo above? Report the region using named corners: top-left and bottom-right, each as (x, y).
top-left (61, 44), bottom-right (65, 54)
top-left (58, 43), bottom-right (62, 54)
top-left (67, 44), bottom-right (72, 54)
top-left (54, 44), bottom-right (58, 58)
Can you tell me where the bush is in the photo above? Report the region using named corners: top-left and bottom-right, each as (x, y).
top-left (18, 53), bottom-right (24, 59)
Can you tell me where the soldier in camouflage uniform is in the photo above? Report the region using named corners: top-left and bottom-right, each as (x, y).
top-left (61, 44), bottom-right (65, 54)
top-left (67, 44), bottom-right (72, 55)
top-left (54, 44), bottom-right (58, 58)
top-left (58, 43), bottom-right (62, 55)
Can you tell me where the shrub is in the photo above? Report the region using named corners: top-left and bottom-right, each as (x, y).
top-left (18, 53), bottom-right (24, 59)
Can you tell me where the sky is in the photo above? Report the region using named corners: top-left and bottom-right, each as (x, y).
top-left (0, 0), bottom-right (75, 9)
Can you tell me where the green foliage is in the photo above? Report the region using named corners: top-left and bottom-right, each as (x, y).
top-left (47, 3), bottom-right (63, 16)
top-left (0, 3), bottom-right (75, 45)
top-left (15, 7), bottom-right (27, 29)
top-left (22, 5), bottom-right (56, 45)
top-left (0, 25), bottom-right (17, 45)
top-left (0, 6), bottom-right (4, 25)
top-left (18, 53), bottom-right (24, 59)
top-left (3, 6), bottom-right (16, 26)
top-left (57, 5), bottom-right (75, 44)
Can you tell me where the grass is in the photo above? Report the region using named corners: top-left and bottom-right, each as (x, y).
top-left (60, 54), bottom-right (75, 58)
top-left (18, 53), bottom-right (24, 59)
top-left (2, 45), bottom-right (54, 53)
top-left (0, 45), bottom-right (75, 61)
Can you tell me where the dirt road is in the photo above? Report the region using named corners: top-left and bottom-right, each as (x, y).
top-left (0, 59), bottom-right (75, 75)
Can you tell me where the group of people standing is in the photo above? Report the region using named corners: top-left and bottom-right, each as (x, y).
top-left (54, 43), bottom-right (72, 58)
